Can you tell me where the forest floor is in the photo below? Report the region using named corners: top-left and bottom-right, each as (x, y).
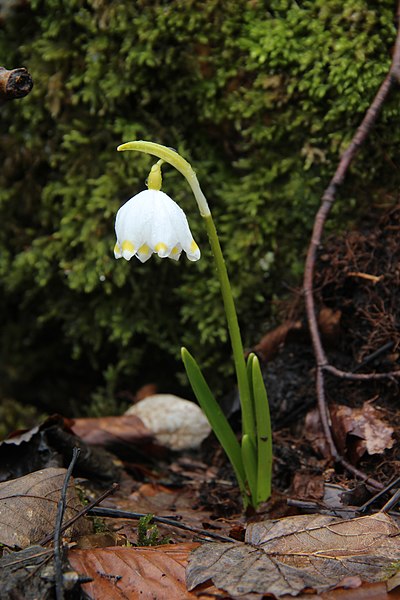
top-left (0, 204), bottom-right (399, 600)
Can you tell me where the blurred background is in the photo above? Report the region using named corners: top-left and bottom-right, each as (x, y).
top-left (0, 0), bottom-right (399, 431)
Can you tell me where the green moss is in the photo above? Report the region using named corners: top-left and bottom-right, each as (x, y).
top-left (137, 514), bottom-right (169, 547)
top-left (0, 0), bottom-right (398, 412)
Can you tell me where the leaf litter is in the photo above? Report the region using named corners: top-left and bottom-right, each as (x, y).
top-left (69, 543), bottom-right (203, 600)
top-left (186, 512), bottom-right (400, 597)
top-left (1, 209), bottom-right (400, 599)
top-left (0, 467), bottom-right (90, 548)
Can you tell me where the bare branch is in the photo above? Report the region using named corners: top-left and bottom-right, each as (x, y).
top-left (303, 2), bottom-right (400, 488)
top-left (0, 67), bottom-right (33, 102)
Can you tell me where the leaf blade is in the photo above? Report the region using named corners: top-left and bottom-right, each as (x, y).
top-left (181, 347), bottom-right (247, 498)
top-left (251, 355), bottom-right (272, 503)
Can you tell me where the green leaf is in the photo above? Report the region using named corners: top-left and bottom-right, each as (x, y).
top-left (246, 351), bottom-right (256, 415)
top-left (252, 355), bottom-right (272, 504)
top-left (241, 433), bottom-right (257, 504)
top-left (181, 347), bottom-right (247, 499)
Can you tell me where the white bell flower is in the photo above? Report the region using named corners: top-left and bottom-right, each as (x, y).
top-left (114, 189), bottom-right (200, 263)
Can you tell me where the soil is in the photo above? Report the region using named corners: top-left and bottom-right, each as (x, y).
top-left (244, 203), bottom-right (400, 511)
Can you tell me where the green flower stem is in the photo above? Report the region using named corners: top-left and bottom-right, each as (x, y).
top-left (202, 213), bottom-right (255, 443)
top-left (118, 141), bottom-right (255, 444)
top-left (118, 141), bottom-right (210, 217)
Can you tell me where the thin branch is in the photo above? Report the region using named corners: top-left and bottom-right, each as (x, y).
top-left (381, 486), bottom-right (400, 513)
top-left (358, 474), bottom-right (400, 513)
top-left (323, 364), bottom-right (400, 380)
top-left (39, 482), bottom-right (120, 546)
top-left (88, 506), bottom-right (239, 543)
top-left (303, 1), bottom-right (400, 486)
top-left (54, 447), bottom-right (81, 600)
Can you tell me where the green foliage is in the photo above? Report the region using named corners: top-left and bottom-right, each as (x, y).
top-left (0, 0), bottom-right (399, 411)
top-left (182, 346), bottom-right (247, 502)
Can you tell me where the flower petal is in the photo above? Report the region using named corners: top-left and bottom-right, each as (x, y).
top-left (121, 240), bottom-right (135, 260)
top-left (114, 189), bottom-right (200, 262)
top-left (137, 243), bottom-right (152, 263)
top-left (169, 245), bottom-right (182, 261)
top-left (114, 242), bottom-right (122, 259)
top-left (186, 239), bottom-right (201, 261)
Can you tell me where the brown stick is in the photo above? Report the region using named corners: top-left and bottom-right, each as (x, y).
top-left (0, 67), bottom-right (33, 102)
top-left (38, 482), bottom-right (120, 547)
top-left (54, 448), bottom-right (81, 600)
top-left (88, 506), bottom-right (238, 543)
top-left (303, 1), bottom-right (400, 488)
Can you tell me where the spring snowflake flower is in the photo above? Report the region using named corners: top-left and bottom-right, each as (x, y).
top-left (114, 189), bottom-right (201, 263)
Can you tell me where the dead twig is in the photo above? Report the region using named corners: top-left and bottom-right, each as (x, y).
top-left (324, 364), bottom-right (400, 380)
top-left (381, 486), bottom-right (400, 513)
top-left (352, 341), bottom-right (394, 373)
top-left (358, 474), bottom-right (400, 513)
top-left (303, 1), bottom-right (400, 487)
top-left (88, 506), bottom-right (239, 543)
top-left (0, 67), bottom-right (33, 102)
top-left (39, 482), bottom-right (120, 546)
top-left (54, 447), bottom-right (80, 600)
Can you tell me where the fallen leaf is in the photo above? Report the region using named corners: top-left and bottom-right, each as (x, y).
top-left (125, 394), bottom-right (211, 450)
top-left (304, 402), bottom-right (394, 462)
top-left (318, 307), bottom-right (342, 346)
top-left (186, 512), bottom-right (400, 598)
top-left (321, 483), bottom-right (358, 518)
top-left (292, 471), bottom-right (324, 501)
top-left (387, 569), bottom-right (400, 592)
top-left (69, 543), bottom-right (203, 600)
top-left (0, 415), bottom-right (120, 483)
top-left (0, 467), bottom-right (90, 548)
top-left (331, 402), bottom-right (394, 461)
top-left (315, 581), bottom-right (397, 600)
top-left (253, 320), bottom-right (303, 361)
top-left (71, 414), bottom-right (153, 447)
top-left (74, 531), bottom-right (126, 549)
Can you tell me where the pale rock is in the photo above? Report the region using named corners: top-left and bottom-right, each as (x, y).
top-left (125, 394), bottom-right (211, 450)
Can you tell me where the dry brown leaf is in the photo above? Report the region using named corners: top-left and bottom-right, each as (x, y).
top-left (253, 320), bottom-right (302, 361)
top-left (0, 467), bottom-right (90, 548)
top-left (303, 581), bottom-right (398, 600)
top-left (331, 403), bottom-right (394, 461)
top-left (318, 307), bottom-right (342, 345)
top-left (69, 543), bottom-right (206, 600)
top-left (186, 512), bottom-right (400, 598)
top-left (387, 569), bottom-right (400, 592)
top-left (74, 531), bottom-right (126, 549)
top-left (304, 402), bottom-right (394, 462)
top-left (0, 415), bottom-right (120, 484)
top-left (292, 471), bottom-right (324, 501)
top-left (70, 414), bottom-right (153, 446)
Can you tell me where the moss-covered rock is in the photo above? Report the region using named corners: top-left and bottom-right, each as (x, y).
top-left (0, 0), bottom-right (398, 413)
